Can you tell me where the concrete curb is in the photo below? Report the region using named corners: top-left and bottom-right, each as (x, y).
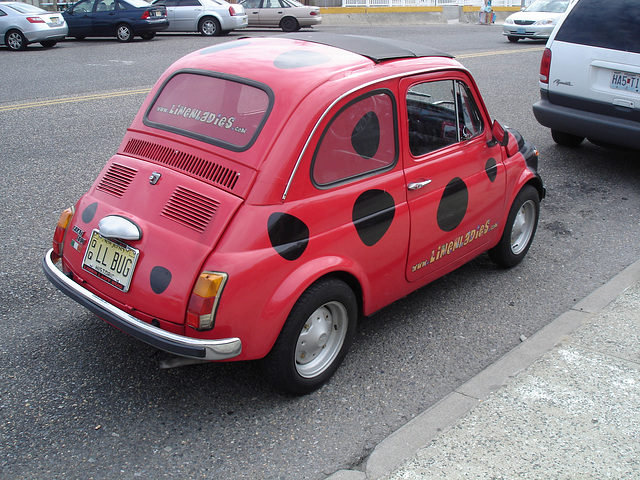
top-left (327, 258), bottom-right (640, 480)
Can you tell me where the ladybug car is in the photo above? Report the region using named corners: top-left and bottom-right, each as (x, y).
top-left (43, 34), bottom-right (544, 395)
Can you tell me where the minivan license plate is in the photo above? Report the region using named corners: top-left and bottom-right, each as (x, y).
top-left (82, 231), bottom-right (139, 292)
top-left (611, 71), bottom-right (640, 93)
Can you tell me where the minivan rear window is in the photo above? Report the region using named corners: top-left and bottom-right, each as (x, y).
top-left (145, 71), bottom-right (273, 151)
top-left (555, 0), bottom-right (640, 54)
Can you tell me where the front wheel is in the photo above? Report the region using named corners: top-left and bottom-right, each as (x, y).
top-left (6, 29), bottom-right (27, 51)
top-left (507, 35), bottom-right (519, 43)
top-left (140, 33), bottom-right (155, 40)
top-left (40, 40), bottom-right (57, 48)
top-left (262, 278), bottom-right (358, 395)
top-left (116, 23), bottom-right (133, 42)
top-left (489, 185), bottom-right (540, 268)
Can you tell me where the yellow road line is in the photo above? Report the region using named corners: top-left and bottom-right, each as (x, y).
top-left (0, 47), bottom-right (544, 113)
top-left (457, 47), bottom-right (545, 59)
top-left (0, 88), bottom-right (151, 113)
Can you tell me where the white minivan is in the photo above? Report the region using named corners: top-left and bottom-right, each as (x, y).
top-left (532, 0), bottom-right (640, 150)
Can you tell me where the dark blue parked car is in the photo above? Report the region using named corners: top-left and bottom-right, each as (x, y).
top-left (63, 0), bottom-right (169, 42)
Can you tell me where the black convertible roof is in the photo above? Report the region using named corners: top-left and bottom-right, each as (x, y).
top-left (284, 33), bottom-right (454, 63)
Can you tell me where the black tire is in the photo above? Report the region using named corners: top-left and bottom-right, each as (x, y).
top-left (6, 29), bottom-right (27, 51)
top-left (551, 129), bottom-right (584, 147)
top-left (280, 16), bottom-right (299, 32)
top-left (116, 23), bottom-right (133, 42)
top-left (199, 17), bottom-right (221, 36)
top-left (74, 36), bottom-right (86, 40)
top-left (40, 40), bottom-right (57, 48)
top-left (140, 33), bottom-right (156, 40)
top-left (262, 278), bottom-right (358, 395)
top-left (507, 35), bottom-right (519, 43)
top-left (489, 185), bottom-right (540, 268)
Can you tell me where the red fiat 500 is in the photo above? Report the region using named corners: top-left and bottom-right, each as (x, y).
top-left (44, 34), bottom-right (544, 394)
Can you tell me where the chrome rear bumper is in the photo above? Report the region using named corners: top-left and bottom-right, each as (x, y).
top-left (42, 249), bottom-right (242, 361)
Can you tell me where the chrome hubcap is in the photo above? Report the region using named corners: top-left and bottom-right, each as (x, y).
top-left (295, 301), bottom-right (348, 378)
top-left (510, 199), bottom-right (536, 255)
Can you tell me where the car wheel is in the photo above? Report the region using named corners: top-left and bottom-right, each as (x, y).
top-left (6, 29), bottom-right (27, 51)
top-left (507, 35), bottom-right (519, 43)
top-left (40, 40), bottom-right (57, 48)
top-left (74, 36), bottom-right (86, 40)
top-left (199, 17), bottom-right (221, 36)
top-left (140, 33), bottom-right (156, 40)
top-left (116, 23), bottom-right (133, 42)
top-left (280, 16), bottom-right (300, 32)
top-left (551, 129), bottom-right (584, 147)
top-left (262, 278), bottom-right (358, 395)
top-left (489, 185), bottom-right (540, 268)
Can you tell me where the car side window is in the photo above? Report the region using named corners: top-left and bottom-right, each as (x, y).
top-left (312, 91), bottom-right (398, 187)
top-left (0, 8), bottom-right (6, 16)
top-left (407, 79), bottom-right (483, 157)
top-left (179, 0), bottom-right (201, 6)
top-left (73, 0), bottom-right (94, 13)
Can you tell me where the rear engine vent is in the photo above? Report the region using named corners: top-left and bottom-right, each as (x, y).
top-left (162, 186), bottom-right (220, 233)
top-left (123, 138), bottom-right (240, 192)
top-left (96, 163), bottom-right (137, 197)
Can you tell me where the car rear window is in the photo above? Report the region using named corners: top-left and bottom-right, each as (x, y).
top-left (555, 0), bottom-right (640, 54)
top-left (145, 72), bottom-right (272, 151)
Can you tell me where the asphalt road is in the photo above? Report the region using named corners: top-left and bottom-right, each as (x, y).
top-left (1, 23), bottom-right (639, 479)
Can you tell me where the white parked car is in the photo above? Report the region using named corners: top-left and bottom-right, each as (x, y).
top-left (151, 0), bottom-right (247, 36)
top-left (0, 1), bottom-right (68, 50)
top-left (503, 0), bottom-right (571, 43)
top-left (239, 0), bottom-right (320, 32)
top-left (533, 0), bottom-right (640, 150)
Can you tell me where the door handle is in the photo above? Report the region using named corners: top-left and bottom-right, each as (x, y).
top-left (408, 179), bottom-right (432, 190)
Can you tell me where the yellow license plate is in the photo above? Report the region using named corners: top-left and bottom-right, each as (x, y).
top-left (82, 231), bottom-right (139, 292)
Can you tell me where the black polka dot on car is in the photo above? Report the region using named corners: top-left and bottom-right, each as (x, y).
top-left (437, 177), bottom-right (468, 232)
top-left (351, 111), bottom-right (381, 160)
top-left (268, 213), bottom-right (309, 261)
top-left (82, 202), bottom-right (98, 223)
top-left (485, 158), bottom-right (497, 182)
top-left (352, 190), bottom-right (395, 246)
top-left (273, 50), bottom-right (332, 70)
top-left (149, 266), bottom-right (172, 294)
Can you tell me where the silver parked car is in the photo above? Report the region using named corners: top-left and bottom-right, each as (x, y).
top-left (0, 1), bottom-right (68, 50)
top-left (151, 0), bottom-right (247, 36)
top-left (503, 0), bottom-right (571, 43)
top-left (239, 0), bottom-right (321, 32)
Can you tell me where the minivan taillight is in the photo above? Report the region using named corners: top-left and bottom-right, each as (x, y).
top-left (539, 48), bottom-right (551, 84)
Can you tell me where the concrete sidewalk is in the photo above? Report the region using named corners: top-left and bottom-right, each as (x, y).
top-left (328, 259), bottom-right (640, 479)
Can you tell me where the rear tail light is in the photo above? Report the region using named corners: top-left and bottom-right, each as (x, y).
top-left (539, 48), bottom-right (551, 84)
top-left (27, 16), bottom-right (46, 23)
top-left (52, 207), bottom-right (75, 260)
top-left (187, 272), bottom-right (227, 331)
top-left (310, 11), bottom-right (317, 15)
top-left (141, 10), bottom-right (150, 19)
top-left (229, 5), bottom-right (238, 16)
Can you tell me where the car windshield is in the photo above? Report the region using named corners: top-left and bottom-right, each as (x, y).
top-left (145, 72), bottom-right (272, 151)
top-left (525, 0), bottom-right (569, 13)
top-left (7, 3), bottom-right (47, 13)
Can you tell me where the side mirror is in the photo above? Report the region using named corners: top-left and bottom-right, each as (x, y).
top-left (491, 120), bottom-right (509, 147)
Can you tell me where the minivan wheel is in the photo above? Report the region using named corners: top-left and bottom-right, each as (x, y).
top-left (551, 129), bottom-right (584, 147)
top-left (262, 278), bottom-right (358, 395)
